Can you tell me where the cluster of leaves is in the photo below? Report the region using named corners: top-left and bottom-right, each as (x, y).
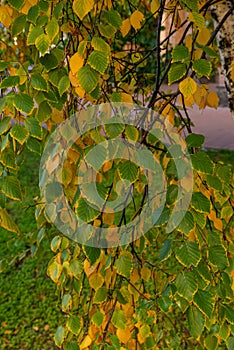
top-left (0, 0), bottom-right (234, 349)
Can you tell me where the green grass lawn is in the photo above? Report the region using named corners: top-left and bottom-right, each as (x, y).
top-left (0, 150), bottom-right (63, 350)
top-left (0, 147), bottom-right (233, 349)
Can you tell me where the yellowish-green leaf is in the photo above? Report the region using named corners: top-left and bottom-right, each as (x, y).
top-left (77, 65), bottom-right (99, 94)
top-left (89, 272), bottom-right (104, 290)
top-left (112, 309), bottom-right (127, 330)
top-left (46, 18), bottom-right (59, 41)
top-left (35, 33), bottom-right (50, 56)
top-left (0, 207), bottom-right (19, 234)
top-left (115, 251), bottom-right (132, 279)
top-left (73, 0), bottom-right (94, 20)
top-left (1, 176), bottom-right (22, 200)
top-left (88, 50), bottom-right (109, 74)
top-left (179, 77), bottom-right (197, 98)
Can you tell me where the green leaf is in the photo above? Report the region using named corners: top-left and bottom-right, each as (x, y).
top-left (35, 34), bottom-right (50, 56)
top-left (64, 342), bottom-right (79, 350)
top-left (191, 192), bottom-right (211, 213)
top-left (67, 315), bottom-right (80, 335)
top-left (190, 12), bottom-right (205, 29)
top-left (119, 160), bottom-right (138, 183)
top-left (159, 239), bottom-right (172, 261)
top-left (225, 306), bottom-right (234, 324)
top-left (0, 76), bottom-right (20, 89)
top-left (105, 119), bottom-right (125, 138)
top-left (11, 15), bottom-right (26, 36)
top-left (204, 335), bottom-right (218, 350)
top-left (0, 117), bottom-right (11, 135)
top-left (10, 123), bottom-right (29, 144)
top-left (76, 198), bottom-right (99, 223)
top-left (112, 309), bottom-right (127, 330)
top-left (105, 10), bottom-right (122, 29)
top-left (73, 0), bottom-right (94, 20)
top-left (180, 0), bottom-right (198, 12)
top-left (24, 117), bottom-right (42, 139)
top-left (26, 137), bottom-right (42, 154)
top-left (83, 245), bottom-right (100, 265)
top-left (0, 61), bottom-right (9, 71)
top-left (216, 164), bottom-right (232, 183)
top-left (193, 59), bottom-right (212, 78)
top-left (88, 50), bottom-right (109, 74)
top-left (31, 73), bottom-right (48, 91)
top-left (158, 295), bottom-right (173, 313)
top-left (40, 53), bottom-right (59, 71)
top-left (1, 176), bottom-right (22, 201)
top-left (191, 151), bottom-right (214, 174)
top-left (168, 62), bottom-right (187, 85)
top-left (27, 5), bottom-right (39, 25)
top-left (13, 93), bottom-right (34, 115)
top-left (92, 311), bottom-right (104, 327)
top-left (206, 174), bottom-right (223, 191)
top-left (37, 100), bottom-right (52, 122)
top-left (77, 65), bottom-right (99, 93)
top-left (91, 37), bottom-right (110, 53)
top-left (175, 271), bottom-right (197, 302)
top-left (115, 251), bottom-right (132, 279)
top-left (0, 148), bottom-right (16, 169)
top-left (46, 18), bottom-right (59, 41)
top-left (172, 45), bottom-right (189, 62)
top-left (8, 0), bottom-right (24, 10)
top-left (93, 287), bottom-right (107, 303)
top-left (176, 242), bottom-right (201, 268)
top-left (98, 24), bottom-right (117, 39)
top-left (209, 245), bottom-right (228, 269)
top-left (177, 211), bottom-right (195, 235)
top-left (58, 75), bottom-right (70, 96)
top-left (227, 337), bottom-right (234, 350)
top-left (54, 326), bottom-right (66, 348)
top-left (0, 208), bottom-right (19, 234)
top-left (193, 290), bottom-right (214, 317)
top-left (27, 26), bottom-right (44, 45)
top-left (203, 46), bottom-right (218, 58)
top-left (185, 134), bottom-right (205, 148)
top-left (187, 306), bottom-right (204, 339)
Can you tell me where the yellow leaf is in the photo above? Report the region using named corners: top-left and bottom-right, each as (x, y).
top-left (70, 52), bottom-right (84, 75)
top-left (121, 18), bottom-right (131, 37)
top-left (69, 71), bottom-right (79, 87)
top-left (231, 60), bottom-right (234, 82)
top-left (21, 0), bottom-right (38, 15)
top-left (193, 85), bottom-right (208, 109)
top-left (141, 267), bottom-right (151, 282)
top-left (102, 211), bottom-right (115, 225)
top-left (206, 91), bottom-right (219, 109)
top-left (80, 335), bottom-right (92, 350)
top-left (0, 6), bottom-right (13, 28)
top-left (179, 77), bottom-right (197, 98)
top-left (73, 0), bottom-right (94, 20)
top-left (130, 10), bottom-right (145, 31)
top-left (208, 210), bottom-right (223, 231)
top-left (75, 86), bottom-right (85, 98)
top-left (121, 93), bottom-right (133, 103)
top-left (194, 48), bottom-right (203, 60)
top-left (196, 28), bottom-right (210, 46)
top-left (117, 327), bottom-right (131, 344)
top-left (185, 34), bottom-right (193, 52)
top-left (150, 0), bottom-right (160, 17)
